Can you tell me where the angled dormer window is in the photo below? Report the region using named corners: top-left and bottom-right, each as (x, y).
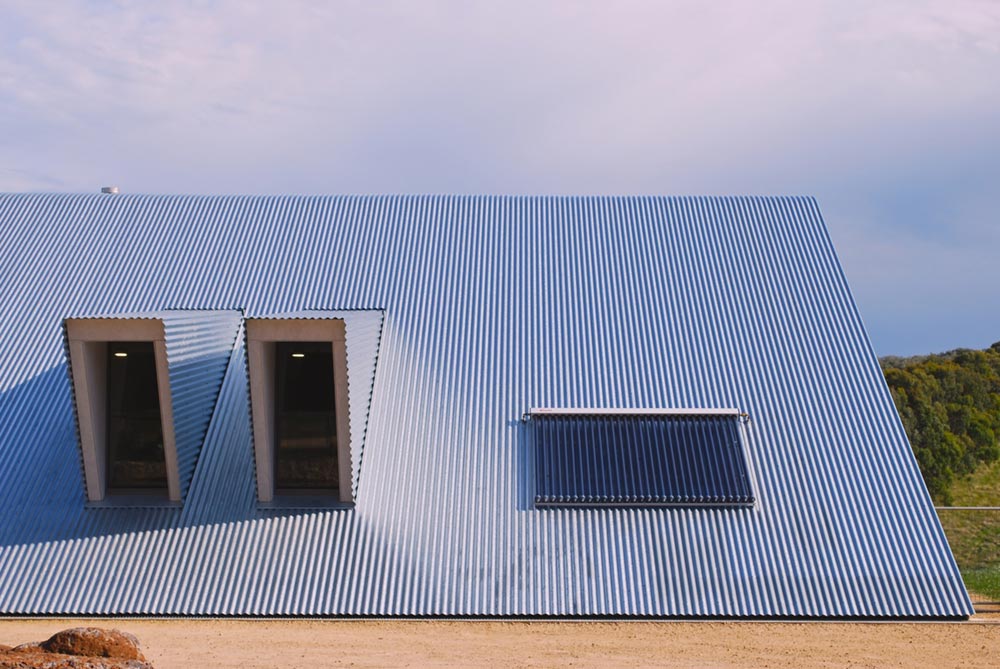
top-left (64, 311), bottom-right (242, 507)
top-left (530, 409), bottom-right (755, 507)
top-left (246, 311), bottom-right (384, 508)
top-left (246, 320), bottom-right (351, 505)
top-left (65, 319), bottom-right (179, 503)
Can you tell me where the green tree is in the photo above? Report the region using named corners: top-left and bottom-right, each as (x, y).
top-left (882, 343), bottom-right (1000, 505)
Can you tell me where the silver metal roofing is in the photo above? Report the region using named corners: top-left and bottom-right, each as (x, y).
top-left (0, 194), bottom-right (972, 617)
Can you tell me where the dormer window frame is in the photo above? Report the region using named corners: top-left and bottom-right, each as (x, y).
top-left (245, 318), bottom-right (353, 506)
top-left (65, 318), bottom-right (182, 504)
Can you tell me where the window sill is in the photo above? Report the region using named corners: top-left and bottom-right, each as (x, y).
top-left (258, 495), bottom-right (354, 511)
top-left (86, 495), bottom-right (182, 510)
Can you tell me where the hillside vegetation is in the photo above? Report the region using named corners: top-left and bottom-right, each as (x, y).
top-left (881, 343), bottom-right (1000, 600)
top-left (881, 342), bottom-right (1000, 505)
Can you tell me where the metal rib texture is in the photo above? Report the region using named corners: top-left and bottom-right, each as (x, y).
top-left (0, 194), bottom-right (973, 618)
top-left (533, 414), bottom-right (753, 506)
top-left (160, 310), bottom-right (242, 500)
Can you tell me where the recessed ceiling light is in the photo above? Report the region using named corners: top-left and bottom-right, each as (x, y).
top-left (291, 353), bottom-right (305, 358)
top-left (113, 352), bottom-right (128, 358)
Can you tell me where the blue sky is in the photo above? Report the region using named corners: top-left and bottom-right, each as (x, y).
top-left (1, 1), bottom-right (998, 356)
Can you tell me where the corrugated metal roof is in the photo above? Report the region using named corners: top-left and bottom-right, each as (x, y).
top-left (533, 414), bottom-right (754, 506)
top-left (0, 194), bottom-right (972, 617)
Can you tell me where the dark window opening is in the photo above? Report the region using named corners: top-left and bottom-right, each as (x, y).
top-left (275, 341), bottom-right (340, 493)
top-left (533, 413), bottom-right (754, 507)
top-left (106, 341), bottom-right (167, 491)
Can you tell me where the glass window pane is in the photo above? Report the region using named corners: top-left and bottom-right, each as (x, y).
top-left (275, 341), bottom-right (339, 492)
top-left (106, 341), bottom-right (167, 491)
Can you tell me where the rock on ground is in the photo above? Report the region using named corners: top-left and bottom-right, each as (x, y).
top-left (0, 628), bottom-right (152, 669)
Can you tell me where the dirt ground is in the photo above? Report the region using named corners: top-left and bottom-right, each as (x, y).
top-left (2, 617), bottom-right (999, 668)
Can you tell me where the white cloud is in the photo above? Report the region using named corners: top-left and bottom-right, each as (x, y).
top-left (0, 0), bottom-right (998, 352)
top-left (0, 1), bottom-right (995, 191)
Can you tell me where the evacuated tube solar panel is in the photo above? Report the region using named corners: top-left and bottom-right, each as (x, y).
top-left (533, 414), bottom-right (754, 506)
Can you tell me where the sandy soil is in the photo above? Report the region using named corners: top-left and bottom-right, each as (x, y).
top-left (2, 618), bottom-right (999, 668)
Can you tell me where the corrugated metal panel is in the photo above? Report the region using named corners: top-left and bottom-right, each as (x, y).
top-left (161, 310), bottom-right (243, 500)
top-left (533, 414), bottom-right (753, 506)
top-left (0, 194), bottom-right (973, 618)
top-left (340, 312), bottom-right (384, 495)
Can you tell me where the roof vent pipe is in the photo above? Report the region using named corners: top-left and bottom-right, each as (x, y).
top-left (101, 186), bottom-right (119, 194)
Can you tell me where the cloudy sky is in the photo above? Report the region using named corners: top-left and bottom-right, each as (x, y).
top-left (1, 1), bottom-right (998, 355)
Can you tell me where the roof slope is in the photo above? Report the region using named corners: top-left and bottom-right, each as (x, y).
top-left (0, 194), bottom-right (972, 617)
